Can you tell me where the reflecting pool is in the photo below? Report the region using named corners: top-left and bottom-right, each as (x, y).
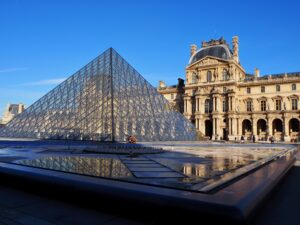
top-left (17, 156), bottom-right (132, 178)
top-left (13, 144), bottom-right (294, 193)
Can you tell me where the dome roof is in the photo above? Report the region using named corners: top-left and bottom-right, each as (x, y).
top-left (189, 45), bottom-right (232, 64)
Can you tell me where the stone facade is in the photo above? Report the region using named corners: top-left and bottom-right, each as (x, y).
top-left (0, 103), bottom-right (25, 126)
top-left (158, 36), bottom-right (300, 142)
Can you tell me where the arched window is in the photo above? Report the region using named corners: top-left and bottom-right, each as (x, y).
top-left (222, 69), bottom-right (228, 81)
top-left (207, 71), bottom-right (212, 82)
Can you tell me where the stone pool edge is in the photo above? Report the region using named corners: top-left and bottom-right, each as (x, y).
top-left (0, 148), bottom-right (296, 224)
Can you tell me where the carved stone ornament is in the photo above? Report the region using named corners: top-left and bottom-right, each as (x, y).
top-left (197, 58), bottom-right (219, 66)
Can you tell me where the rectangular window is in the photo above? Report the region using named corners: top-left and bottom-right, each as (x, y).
top-left (171, 94), bottom-right (174, 99)
top-left (261, 100), bottom-right (266, 111)
top-left (276, 99), bottom-right (281, 110)
top-left (222, 101), bottom-right (227, 112)
top-left (292, 84), bottom-right (296, 91)
top-left (246, 101), bottom-right (252, 112)
top-left (223, 87), bottom-right (226, 93)
top-left (276, 85), bottom-right (280, 92)
top-left (192, 102), bottom-right (196, 113)
top-left (292, 99), bottom-right (298, 110)
top-left (205, 100), bottom-right (209, 113)
top-left (261, 86), bottom-right (265, 93)
top-left (247, 87), bottom-right (251, 94)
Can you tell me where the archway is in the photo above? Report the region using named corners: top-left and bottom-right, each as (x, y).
top-left (242, 119), bottom-right (252, 140)
top-left (257, 119), bottom-right (267, 141)
top-left (205, 120), bottom-right (213, 140)
top-left (272, 119), bottom-right (283, 132)
top-left (242, 119), bottom-right (252, 135)
top-left (273, 119), bottom-right (283, 141)
top-left (289, 118), bottom-right (300, 142)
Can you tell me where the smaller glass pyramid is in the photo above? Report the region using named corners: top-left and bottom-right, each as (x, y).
top-left (0, 48), bottom-right (196, 142)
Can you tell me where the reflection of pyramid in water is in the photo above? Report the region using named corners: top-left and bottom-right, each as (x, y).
top-left (0, 48), bottom-right (196, 141)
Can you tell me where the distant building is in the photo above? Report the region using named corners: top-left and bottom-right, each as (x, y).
top-left (158, 36), bottom-right (300, 142)
top-left (0, 103), bottom-right (25, 126)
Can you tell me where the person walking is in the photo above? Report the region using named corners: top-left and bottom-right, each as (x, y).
top-left (241, 135), bottom-right (244, 144)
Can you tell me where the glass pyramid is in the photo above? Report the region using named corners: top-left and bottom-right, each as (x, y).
top-left (0, 48), bottom-right (196, 142)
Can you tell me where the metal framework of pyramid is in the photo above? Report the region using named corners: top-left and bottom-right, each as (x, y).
top-left (0, 48), bottom-right (196, 142)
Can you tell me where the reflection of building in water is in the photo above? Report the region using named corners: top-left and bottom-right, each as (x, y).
top-left (0, 103), bottom-right (25, 126)
top-left (17, 156), bottom-right (132, 178)
top-left (182, 153), bottom-right (255, 178)
top-left (183, 163), bottom-right (208, 178)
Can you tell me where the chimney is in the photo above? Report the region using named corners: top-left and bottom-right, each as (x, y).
top-left (232, 36), bottom-right (239, 63)
top-left (190, 44), bottom-right (197, 56)
top-left (254, 68), bottom-right (260, 78)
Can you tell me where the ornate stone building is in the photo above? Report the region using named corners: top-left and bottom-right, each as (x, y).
top-left (0, 103), bottom-right (25, 127)
top-left (158, 36), bottom-right (300, 142)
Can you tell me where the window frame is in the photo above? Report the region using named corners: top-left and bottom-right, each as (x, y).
top-left (261, 100), bottom-right (266, 111)
top-left (292, 98), bottom-right (298, 110)
top-left (275, 99), bottom-right (281, 110)
top-left (246, 100), bottom-right (252, 112)
top-left (276, 85), bottom-right (280, 92)
top-left (207, 71), bottom-right (212, 83)
top-left (246, 87), bottom-right (251, 94)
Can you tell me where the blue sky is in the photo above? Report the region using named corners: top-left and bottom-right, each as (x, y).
top-left (0, 0), bottom-right (300, 114)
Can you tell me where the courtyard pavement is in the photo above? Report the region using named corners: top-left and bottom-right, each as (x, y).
top-left (0, 142), bottom-right (298, 225)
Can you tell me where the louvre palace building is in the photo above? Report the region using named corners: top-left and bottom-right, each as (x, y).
top-left (158, 36), bottom-right (300, 142)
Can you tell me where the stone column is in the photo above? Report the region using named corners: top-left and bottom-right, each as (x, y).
top-left (199, 116), bottom-right (205, 135)
top-left (238, 118), bottom-right (243, 137)
top-left (267, 117), bottom-right (273, 137)
top-left (186, 98), bottom-right (192, 114)
top-left (283, 116), bottom-right (290, 142)
top-left (231, 96), bottom-right (235, 111)
top-left (213, 118), bottom-right (216, 136)
top-left (199, 97), bottom-right (205, 114)
top-left (215, 118), bottom-right (219, 140)
top-left (228, 117), bottom-right (232, 135)
top-left (253, 118), bottom-right (257, 136)
top-left (232, 117), bottom-right (237, 136)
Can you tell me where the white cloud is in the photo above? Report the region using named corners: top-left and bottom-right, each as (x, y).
top-left (18, 78), bottom-right (67, 86)
top-left (0, 67), bottom-right (29, 73)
